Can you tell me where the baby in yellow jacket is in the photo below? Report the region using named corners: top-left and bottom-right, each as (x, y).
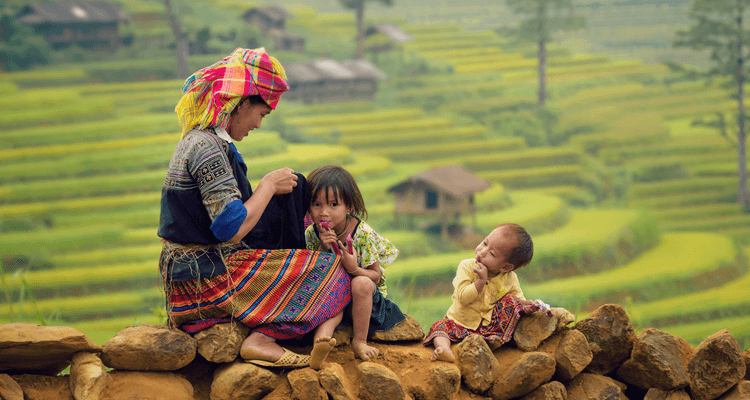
top-left (424, 223), bottom-right (537, 362)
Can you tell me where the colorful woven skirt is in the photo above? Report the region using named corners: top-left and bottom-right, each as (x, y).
top-left (423, 293), bottom-right (522, 346)
top-left (166, 248), bottom-right (351, 339)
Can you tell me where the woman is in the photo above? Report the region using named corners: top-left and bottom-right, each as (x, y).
top-left (158, 48), bottom-right (350, 368)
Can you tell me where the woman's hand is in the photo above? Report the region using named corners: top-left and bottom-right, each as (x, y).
top-left (316, 222), bottom-right (337, 252)
top-left (260, 168), bottom-right (298, 195)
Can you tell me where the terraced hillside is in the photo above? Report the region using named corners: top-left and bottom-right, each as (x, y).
top-left (1, 7), bottom-right (748, 349)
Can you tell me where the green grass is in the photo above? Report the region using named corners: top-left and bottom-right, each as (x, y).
top-left (525, 232), bottom-right (738, 309)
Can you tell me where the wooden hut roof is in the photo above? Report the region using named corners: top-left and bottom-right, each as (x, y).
top-left (388, 165), bottom-right (490, 198)
top-left (16, 1), bottom-right (130, 24)
top-left (284, 59), bottom-right (386, 84)
top-left (243, 5), bottom-right (292, 23)
top-left (365, 23), bottom-right (412, 43)
top-left (340, 59), bottom-right (387, 80)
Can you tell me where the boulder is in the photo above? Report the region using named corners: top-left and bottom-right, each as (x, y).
top-left (319, 363), bottom-right (355, 400)
top-left (489, 352), bottom-right (557, 400)
top-left (688, 329), bottom-right (746, 400)
top-left (521, 381), bottom-right (567, 400)
top-left (717, 380), bottom-right (750, 400)
top-left (427, 363), bottom-right (461, 400)
top-left (358, 362), bottom-right (406, 400)
top-left (555, 328), bottom-right (593, 381)
top-left (0, 323), bottom-right (101, 375)
top-left (0, 374), bottom-right (24, 400)
top-left (552, 308), bottom-right (576, 329)
top-left (370, 314), bottom-right (425, 342)
top-left (210, 360), bottom-right (279, 400)
top-left (99, 371), bottom-right (193, 400)
top-left (10, 374), bottom-right (73, 400)
top-left (644, 388), bottom-right (691, 400)
top-left (101, 325), bottom-right (196, 371)
top-left (575, 304), bottom-right (636, 375)
top-left (456, 334), bottom-right (501, 393)
top-left (743, 350), bottom-right (750, 381)
top-left (615, 328), bottom-right (692, 390)
top-left (565, 373), bottom-right (629, 400)
top-left (69, 351), bottom-right (110, 400)
top-left (513, 310), bottom-right (559, 352)
top-left (287, 368), bottom-right (327, 400)
top-left (193, 322), bottom-right (248, 363)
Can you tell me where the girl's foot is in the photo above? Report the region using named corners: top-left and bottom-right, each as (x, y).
top-left (352, 340), bottom-right (379, 361)
top-left (310, 336), bottom-right (337, 370)
top-left (431, 346), bottom-right (456, 362)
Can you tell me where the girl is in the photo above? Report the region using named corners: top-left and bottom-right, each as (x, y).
top-left (305, 165), bottom-right (407, 361)
top-left (424, 223), bottom-right (537, 362)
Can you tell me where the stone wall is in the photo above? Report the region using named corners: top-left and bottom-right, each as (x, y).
top-left (1, 304), bottom-right (749, 400)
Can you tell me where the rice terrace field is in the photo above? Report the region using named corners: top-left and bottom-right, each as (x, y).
top-left (1, 0), bottom-right (749, 351)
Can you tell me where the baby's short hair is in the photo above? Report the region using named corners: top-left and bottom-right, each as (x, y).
top-left (498, 223), bottom-right (533, 270)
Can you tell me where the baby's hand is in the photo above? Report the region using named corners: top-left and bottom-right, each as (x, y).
top-left (472, 262), bottom-right (489, 281)
top-left (338, 234), bottom-right (358, 274)
top-left (518, 299), bottom-right (538, 313)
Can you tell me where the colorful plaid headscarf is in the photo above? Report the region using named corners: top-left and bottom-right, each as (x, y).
top-left (175, 47), bottom-right (290, 137)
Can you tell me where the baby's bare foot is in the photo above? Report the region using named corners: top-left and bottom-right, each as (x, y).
top-left (352, 340), bottom-right (379, 361)
top-left (431, 346), bottom-right (456, 362)
top-left (310, 336), bottom-right (337, 370)
top-left (487, 339), bottom-right (504, 351)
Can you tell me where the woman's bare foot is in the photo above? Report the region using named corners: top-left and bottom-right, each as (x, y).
top-left (431, 346), bottom-right (456, 362)
top-left (352, 340), bottom-right (379, 361)
top-left (310, 336), bottom-right (337, 370)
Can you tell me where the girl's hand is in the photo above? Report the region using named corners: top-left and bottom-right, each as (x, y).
top-left (316, 222), bottom-right (337, 253)
top-left (337, 236), bottom-right (358, 274)
top-left (472, 262), bottom-right (489, 282)
top-left (260, 168), bottom-right (297, 195)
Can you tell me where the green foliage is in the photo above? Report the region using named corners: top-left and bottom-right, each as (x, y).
top-left (0, 10), bottom-right (51, 71)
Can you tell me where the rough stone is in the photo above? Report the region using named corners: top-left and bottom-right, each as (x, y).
top-left (0, 323), bottom-right (102, 375)
top-left (333, 325), bottom-right (353, 346)
top-left (615, 328), bottom-right (692, 391)
top-left (513, 310), bottom-right (560, 351)
top-left (688, 329), bottom-right (746, 400)
top-left (210, 360), bottom-right (279, 400)
top-left (11, 374), bottom-right (74, 400)
top-left (358, 362), bottom-right (406, 400)
top-left (717, 380), bottom-right (750, 400)
top-left (174, 355), bottom-right (220, 400)
top-left (99, 371), bottom-right (193, 400)
top-left (489, 352), bottom-right (557, 400)
top-left (575, 304), bottom-right (637, 376)
top-left (319, 363), bottom-right (355, 400)
top-left (193, 322), bottom-right (248, 363)
top-left (565, 373), bottom-right (629, 400)
top-left (428, 363), bottom-right (461, 400)
top-left (644, 388), bottom-right (691, 400)
top-left (520, 381), bottom-right (567, 400)
top-left (287, 368), bottom-right (327, 400)
top-left (456, 334), bottom-right (501, 393)
top-left (0, 374), bottom-right (24, 400)
top-left (69, 351), bottom-right (110, 400)
top-left (743, 350), bottom-right (750, 381)
top-left (552, 308), bottom-right (576, 330)
top-left (370, 314), bottom-right (425, 342)
top-left (555, 328), bottom-right (593, 381)
top-left (101, 324), bottom-right (196, 371)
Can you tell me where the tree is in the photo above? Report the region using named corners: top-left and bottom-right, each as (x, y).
top-left (338, 0), bottom-right (393, 59)
top-left (165, 0), bottom-right (190, 79)
top-left (673, 0), bottom-right (750, 208)
top-left (505, 0), bottom-right (584, 107)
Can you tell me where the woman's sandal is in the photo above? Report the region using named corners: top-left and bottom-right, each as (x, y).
top-left (245, 347), bottom-right (311, 368)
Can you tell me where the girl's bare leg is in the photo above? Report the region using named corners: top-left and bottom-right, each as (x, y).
top-left (431, 336), bottom-right (456, 362)
top-left (351, 276), bottom-right (379, 361)
top-left (310, 311), bottom-right (343, 370)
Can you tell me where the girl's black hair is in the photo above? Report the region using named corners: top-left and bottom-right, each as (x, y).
top-left (307, 165), bottom-right (367, 220)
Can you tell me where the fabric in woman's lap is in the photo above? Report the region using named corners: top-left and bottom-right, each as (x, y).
top-left (167, 248), bottom-right (351, 339)
top-left (423, 293), bottom-right (522, 345)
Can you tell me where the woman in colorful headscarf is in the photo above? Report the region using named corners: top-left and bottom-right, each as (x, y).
top-left (158, 48), bottom-right (350, 369)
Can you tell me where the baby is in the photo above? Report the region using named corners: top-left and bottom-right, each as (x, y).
top-left (424, 223), bottom-right (537, 362)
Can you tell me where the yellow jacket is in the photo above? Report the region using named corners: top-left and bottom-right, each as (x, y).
top-left (446, 258), bottom-right (525, 330)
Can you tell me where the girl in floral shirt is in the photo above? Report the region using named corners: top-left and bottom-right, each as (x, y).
top-left (306, 165), bottom-right (406, 361)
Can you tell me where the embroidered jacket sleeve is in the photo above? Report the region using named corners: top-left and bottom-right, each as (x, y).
top-left (305, 225), bottom-right (321, 250)
top-left (184, 131), bottom-right (246, 241)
